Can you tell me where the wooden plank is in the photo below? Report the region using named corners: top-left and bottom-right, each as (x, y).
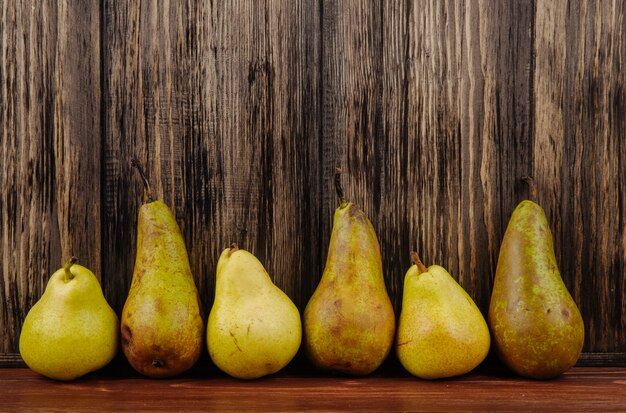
top-left (3, 350), bottom-right (624, 369)
top-left (0, 354), bottom-right (25, 367)
top-left (0, 0), bottom-right (54, 356)
top-left (320, 0), bottom-right (409, 311)
top-left (102, 0), bottom-right (321, 314)
top-left (53, 1), bottom-right (102, 275)
top-left (2, 367), bottom-right (626, 412)
top-left (0, 1), bottom-right (100, 354)
top-left (102, 0), bottom-right (180, 314)
top-left (578, 353), bottom-right (626, 367)
top-left (533, 0), bottom-right (626, 353)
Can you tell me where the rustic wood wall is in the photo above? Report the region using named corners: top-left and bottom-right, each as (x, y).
top-left (1, 0), bottom-right (625, 367)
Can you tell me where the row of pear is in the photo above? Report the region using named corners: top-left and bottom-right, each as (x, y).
top-left (19, 163), bottom-right (584, 381)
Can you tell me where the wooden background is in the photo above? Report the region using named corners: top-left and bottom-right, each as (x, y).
top-left (1, 0), bottom-right (625, 367)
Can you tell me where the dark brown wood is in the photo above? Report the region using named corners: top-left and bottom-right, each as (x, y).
top-left (4, 352), bottom-right (625, 369)
top-left (404, 0), bottom-right (536, 314)
top-left (0, 354), bottom-right (24, 367)
top-left (0, 0), bottom-right (101, 355)
top-left (321, 0), bottom-right (536, 316)
top-left (320, 0), bottom-right (412, 308)
top-left (1, 0), bottom-right (625, 367)
top-left (579, 353), bottom-right (626, 367)
top-left (2, 367), bottom-right (626, 412)
top-left (533, 0), bottom-right (626, 353)
top-left (101, 0), bottom-right (321, 316)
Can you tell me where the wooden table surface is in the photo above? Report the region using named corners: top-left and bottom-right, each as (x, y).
top-left (2, 367), bottom-right (626, 412)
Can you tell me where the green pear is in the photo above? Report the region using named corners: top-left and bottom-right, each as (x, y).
top-left (303, 169), bottom-right (395, 375)
top-left (19, 258), bottom-right (119, 381)
top-left (121, 159), bottom-right (204, 378)
top-left (396, 253), bottom-right (490, 379)
top-left (207, 244), bottom-right (302, 379)
top-left (489, 177), bottom-right (584, 379)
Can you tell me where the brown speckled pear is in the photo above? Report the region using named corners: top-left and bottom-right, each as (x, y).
top-left (303, 169), bottom-right (395, 375)
top-left (489, 176), bottom-right (584, 379)
top-left (121, 159), bottom-right (204, 378)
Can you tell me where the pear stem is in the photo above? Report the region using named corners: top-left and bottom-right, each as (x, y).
top-left (334, 167), bottom-right (347, 208)
top-left (131, 158), bottom-right (154, 203)
top-left (521, 175), bottom-right (538, 202)
top-left (63, 256), bottom-right (78, 281)
top-left (229, 243), bottom-right (239, 255)
top-left (410, 251), bottom-right (428, 273)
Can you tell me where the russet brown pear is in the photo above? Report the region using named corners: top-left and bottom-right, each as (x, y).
top-left (121, 159), bottom-right (204, 378)
top-left (489, 177), bottom-right (584, 379)
top-left (303, 169), bottom-right (395, 375)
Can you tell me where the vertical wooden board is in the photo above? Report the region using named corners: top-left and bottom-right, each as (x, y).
top-left (0, 0), bottom-right (101, 357)
top-left (618, 3), bottom-right (626, 355)
top-left (408, 0), bottom-right (482, 309)
top-left (474, 0), bottom-right (535, 308)
top-left (204, 0), bottom-right (321, 309)
top-left (101, 0), bottom-right (145, 314)
top-left (0, 0), bottom-right (58, 356)
top-left (320, 0), bottom-right (402, 305)
top-left (534, 0), bottom-right (626, 352)
top-left (103, 0), bottom-right (207, 312)
top-left (379, 0), bottom-right (410, 305)
top-left (103, 0), bottom-right (321, 313)
top-left (407, 0), bottom-right (459, 302)
top-left (318, 0), bottom-right (339, 293)
top-left (407, 0), bottom-right (534, 311)
top-left (532, 1), bottom-right (566, 261)
top-left (53, 1), bottom-right (102, 276)
top-left (263, 0), bottom-right (321, 309)
top-left (321, 0), bottom-right (420, 311)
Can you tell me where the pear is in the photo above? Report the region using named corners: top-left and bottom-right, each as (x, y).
top-left (396, 253), bottom-right (490, 379)
top-left (489, 176), bottom-right (584, 379)
top-left (19, 258), bottom-right (119, 381)
top-left (121, 159), bottom-right (204, 378)
top-left (207, 244), bottom-right (302, 379)
top-left (303, 168), bottom-right (395, 375)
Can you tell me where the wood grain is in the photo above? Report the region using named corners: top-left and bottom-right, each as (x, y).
top-left (1, 0), bottom-right (625, 366)
top-left (53, 1), bottom-right (102, 275)
top-left (2, 367), bottom-right (626, 412)
top-left (405, 0), bottom-right (535, 314)
top-left (102, 0), bottom-right (321, 315)
top-left (0, 0), bottom-right (101, 355)
top-left (533, 0), bottom-right (626, 353)
top-left (322, 0), bottom-right (534, 314)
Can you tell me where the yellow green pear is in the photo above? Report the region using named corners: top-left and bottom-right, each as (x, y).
top-left (489, 177), bottom-right (584, 379)
top-left (396, 253), bottom-right (490, 379)
top-left (19, 258), bottom-right (119, 381)
top-left (121, 159), bottom-right (204, 378)
top-left (304, 169), bottom-right (395, 375)
top-left (207, 244), bottom-right (302, 379)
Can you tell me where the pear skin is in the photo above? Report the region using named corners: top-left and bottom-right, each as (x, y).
top-left (396, 254), bottom-right (490, 379)
top-left (304, 169), bottom-right (395, 375)
top-left (121, 160), bottom-right (204, 378)
top-left (19, 259), bottom-right (119, 381)
top-left (207, 245), bottom-right (302, 379)
top-left (489, 191), bottom-right (585, 379)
